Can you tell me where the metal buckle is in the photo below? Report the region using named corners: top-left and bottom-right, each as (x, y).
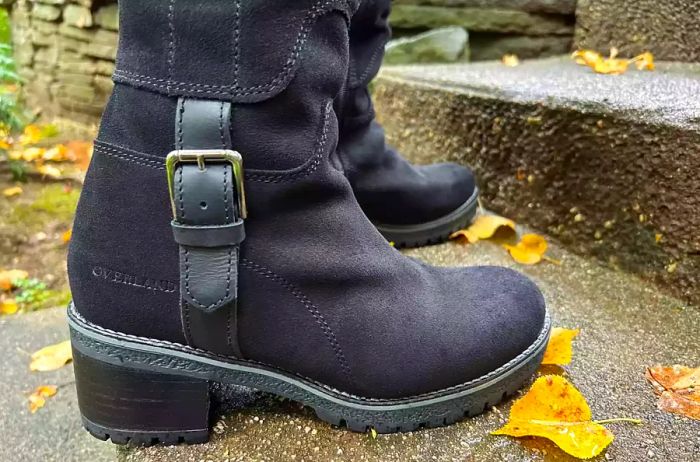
top-left (166, 149), bottom-right (247, 219)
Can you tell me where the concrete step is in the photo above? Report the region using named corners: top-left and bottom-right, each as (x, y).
top-left (372, 57), bottom-right (700, 306)
top-left (575, 0), bottom-right (700, 62)
top-left (117, 235), bottom-right (699, 461)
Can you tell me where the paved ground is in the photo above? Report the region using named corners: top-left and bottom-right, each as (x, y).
top-left (0, 307), bottom-right (114, 462)
top-left (2, 234), bottom-right (698, 461)
top-left (112, 235), bottom-right (698, 462)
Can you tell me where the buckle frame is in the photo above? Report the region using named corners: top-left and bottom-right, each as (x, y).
top-left (166, 149), bottom-right (247, 219)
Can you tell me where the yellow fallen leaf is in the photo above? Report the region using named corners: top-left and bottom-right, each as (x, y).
top-left (42, 144), bottom-right (69, 162)
top-left (0, 138), bottom-right (12, 150)
top-left (542, 328), bottom-right (580, 366)
top-left (36, 164), bottom-right (62, 179)
top-left (450, 215), bottom-right (516, 244)
top-left (572, 49), bottom-right (603, 66)
top-left (572, 48), bottom-right (630, 75)
top-left (2, 186), bottom-right (23, 197)
top-left (592, 58), bottom-right (629, 75)
top-left (21, 147), bottom-right (47, 162)
top-left (1, 298), bottom-right (18, 315)
top-left (646, 365), bottom-right (700, 421)
top-left (370, 428), bottom-right (378, 439)
top-left (61, 229), bottom-right (72, 244)
top-left (65, 140), bottom-right (93, 171)
top-left (30, 340), bottom-right (73, 372)
top-left (493, 375), bottom-right (615, 459)
top-left (504, 234), bottom-right (548, 265)
top-left (633, 51), bottom-right (655, 71)
top-left (20, 124), bottom-right (44, 146)
top-left (502, 54), bottom-right (520, 67)
top-left (0, 269), bottom-right (29, 291)
top-left (28, 385), bottom-right (57, 413)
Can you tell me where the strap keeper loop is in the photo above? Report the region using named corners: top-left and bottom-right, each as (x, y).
top-left (171, 220), bottom-right (246, 248)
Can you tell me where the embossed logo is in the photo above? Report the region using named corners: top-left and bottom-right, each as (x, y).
top-left (92, 266), bottom-right (177, 293)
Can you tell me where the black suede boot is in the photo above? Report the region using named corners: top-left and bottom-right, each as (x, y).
top-left (336, 0), bottom-right (478, 248)
top-left (67, 0), bottom-right (550, 445)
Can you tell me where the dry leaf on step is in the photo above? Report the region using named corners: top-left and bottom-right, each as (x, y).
top-left (542, 328), bottom-right (580, 366)
top-left (504, 234), bottom-right (558, 265)
top-left (1, 298), bottom-right (18, 315)
top-left (646, 365), bottom-right (700, 420)
top-left (450, 215), bottom-right (516, 244)
top-left (492, 375), bottom-right (615, 459)
top-left (30, 340), bottom-right (73, 372)
top-left (2, 186), bottom-right (22, 197)
top-left (502, 54), bottom-right (520, 67)
top-left (0, 269), bottom-right (29, 291)
top-left (28, 385), bottom-right (57, 413)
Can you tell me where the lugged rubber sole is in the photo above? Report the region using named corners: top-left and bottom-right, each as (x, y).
top-left (69, 303), bottom-right (551, 446)
top-left (374, 187), bottom-right (480, 248)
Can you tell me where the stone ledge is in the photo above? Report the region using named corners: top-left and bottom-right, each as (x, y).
top-left (373, 58), bottom-right (700, 305)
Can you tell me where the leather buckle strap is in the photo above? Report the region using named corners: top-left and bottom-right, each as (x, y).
top-left (170, 97), bottom-right (245, 357)
top-left (166, 150), bottom-right (247, 220)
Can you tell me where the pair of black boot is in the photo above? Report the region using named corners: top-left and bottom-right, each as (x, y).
top-left (67, 0), bottom-right (549, 444)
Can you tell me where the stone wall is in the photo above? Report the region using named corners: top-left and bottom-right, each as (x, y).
top-left (575, 0), bottom-right (700, 62)
top-left (9, 0), bottom-right (118, 124)
top-left (5, 0), bottom-right (577, 124)
top-left (390, 0), bottom-right (575, 61)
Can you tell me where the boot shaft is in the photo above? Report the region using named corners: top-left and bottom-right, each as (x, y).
top-left (69, 0), bottom-right (361, 345)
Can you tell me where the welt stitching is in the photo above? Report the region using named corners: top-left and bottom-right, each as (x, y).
top-left (93, 145), bottom-right (164, 169)
top-left (113, 0), bottom-right (349, 97)
top-left (166, 0), bottom-right (176, 93)
top-left (240, 258), bottom-right (354, 381)
top-left (71, 305), bottom-right (551, 403)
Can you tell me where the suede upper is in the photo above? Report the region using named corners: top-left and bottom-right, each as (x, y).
top-left (68, 0), bottom-right (546, 400)
top-left (336, 0), bottom-right (477, 226)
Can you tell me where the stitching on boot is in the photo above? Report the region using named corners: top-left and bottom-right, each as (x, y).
top-left (232, 0), bottom-right (241, 89)
top-left (239, 258), bottom-right (354, 382)
top-left (246, 101), bottom-right (333, 183)
top-left (349, 43), bottom-right (385, 89)
top-left (93, 100), bottom-right (332, 183)
top-left (166, 0), bottom-right (176, 94)
top-left (113, 0), bottom-right (352, 99)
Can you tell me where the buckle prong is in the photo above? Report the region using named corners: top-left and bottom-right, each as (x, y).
top-left (166, 149), bottom-right (247, 219)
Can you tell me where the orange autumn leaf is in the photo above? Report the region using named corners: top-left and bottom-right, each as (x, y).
top-left (502, 54), bottom-right (520, 67)
top-left (645, 365), bottom-right (700, 421)
top-left (0, 269), bottom-right (29, 291)
top-left (2, 186), bottom-right (23, 197)
top-left (29, 340), bottom-right (73, 372)
top-left (1, 298), bottom-right (18, 315)
top-left (450, 215), bottom-right (516, 244)
top-left (633, 51), bottom-right (655, 71)
top-left (542, 328), bottom-right (580, 366)
top-left (65, 140), bottom-right (93, 171)
top-left (61, 229), bottom-right (72, 244)
top-left (28, 385), bottom-right (57, 413)
top-left (493, 375), bottom-right (615, 459)
top-left (504, 234), bottom-right (550, 265)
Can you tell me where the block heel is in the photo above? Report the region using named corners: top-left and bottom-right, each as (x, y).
top-left (73, 347), bottom-right (211, 446)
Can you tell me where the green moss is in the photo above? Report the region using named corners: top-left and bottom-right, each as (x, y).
top-left (7, 184), bottom-right (80, 229)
